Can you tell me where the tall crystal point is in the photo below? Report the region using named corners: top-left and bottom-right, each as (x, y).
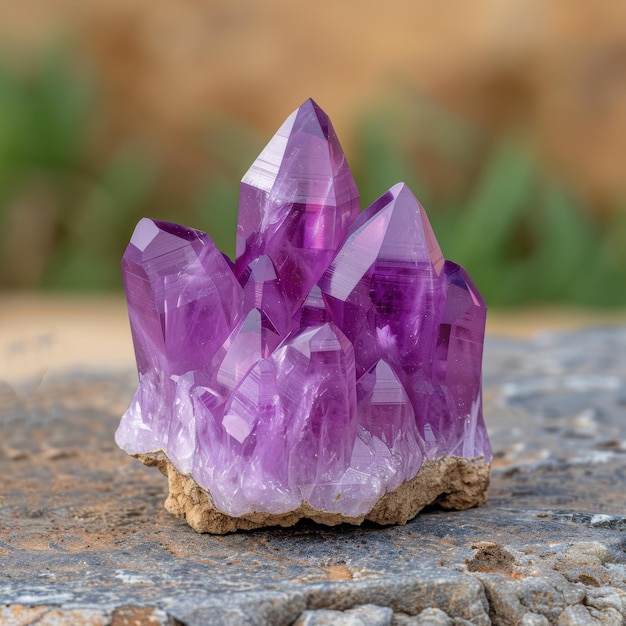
top-left (117, 99), bottom-right (491, 534)
top-left (235, 98), bottom-right (360, 313)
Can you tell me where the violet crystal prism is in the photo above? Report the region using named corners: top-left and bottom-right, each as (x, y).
top-left (117, 99), bottom-right (491, 533)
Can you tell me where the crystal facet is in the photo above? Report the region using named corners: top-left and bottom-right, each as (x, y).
top-left (117, 99), bottom-right (491, 533)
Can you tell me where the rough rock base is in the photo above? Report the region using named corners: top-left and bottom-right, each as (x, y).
top-left (136, 453), bottom-right (490, 534)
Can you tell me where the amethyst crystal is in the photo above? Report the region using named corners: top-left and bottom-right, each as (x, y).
top-left (117, 99), bottom-right (491, 533)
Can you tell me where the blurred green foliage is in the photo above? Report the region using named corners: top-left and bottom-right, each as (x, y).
top-left (0, 48), bottom-right (158, 290)
top-left (0, 48), bottom-right (625, 307)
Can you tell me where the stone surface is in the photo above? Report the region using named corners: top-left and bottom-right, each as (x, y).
top-left (293, 604), bottom-right (393, 626)
top-left (2, 326), bottom-right (626, 625)
top-left (117, 101), bottom-right (491, 531)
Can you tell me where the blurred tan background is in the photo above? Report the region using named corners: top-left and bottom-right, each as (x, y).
top-left (1, 0), bottom-right (626, 382)
top-left (2, 0), bottom-right (626, 204)
top-left (0, 0), bottom-right (625, 301)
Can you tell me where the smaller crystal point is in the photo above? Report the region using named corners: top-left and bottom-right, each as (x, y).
top-left (117, 218), bottom-right (242, 456)
top-left (191, 384), bottom-right (227, 486)
top-left (214, 358), bottom-right (299, 516)
top-left (320, 183), bottom-right (445, 378)
top-left (217, 308), bottom-right (280, 391)
top-left (358, 360), bottom-right (415, 447)
top-left (270, 322), bottom-right (358, 512)
top-left (122, 218), bottom-right (243, 376)
top-left (241, 255), bottom-right (295, 336)
top-left (296, 285), bottom-right (331, 327)
top-left (421, 260), bottom-right (491, 460)
top-left (355, 360), bottom-right (423, 492)
top-left (235, 98), bottom-right (360, 312)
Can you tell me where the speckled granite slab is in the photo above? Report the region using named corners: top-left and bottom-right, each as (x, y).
top-left (1, 327), bottom-right (625, 625)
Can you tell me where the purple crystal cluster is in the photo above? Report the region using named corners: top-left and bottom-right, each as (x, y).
top-left (117, 99), bottom-right (491, 520)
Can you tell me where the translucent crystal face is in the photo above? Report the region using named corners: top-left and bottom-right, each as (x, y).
top-left (117, 98), bottom-right (490, 519)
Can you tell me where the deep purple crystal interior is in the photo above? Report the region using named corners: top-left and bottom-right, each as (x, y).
top-left (117, 98), bottom-right (491, 518)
